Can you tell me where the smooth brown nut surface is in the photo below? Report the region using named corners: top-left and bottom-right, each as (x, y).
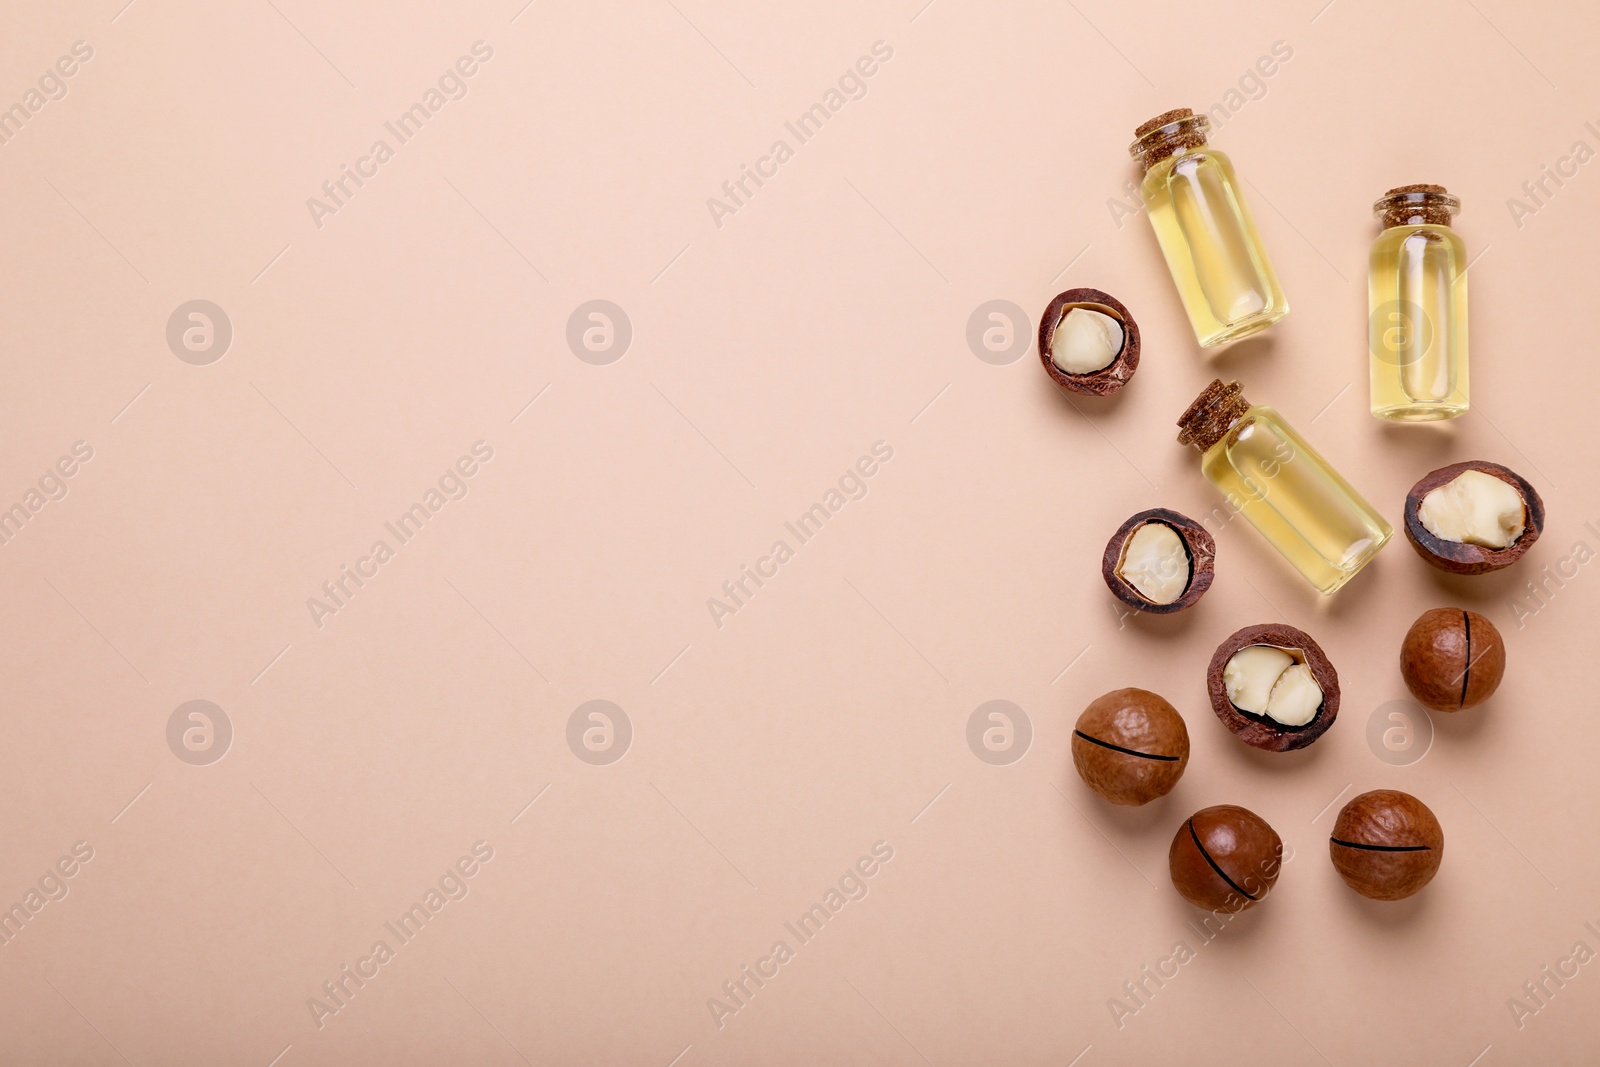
top-left (1071, 688), bottom-right (1190, 805)
top-left (1168, 804), bottom-right (1283, 912)
top-left (1400, 608), bottom-right (1506, 712)
top-left (1404, 461), bottom-right (1544, 574)
top-left (1101, 509), bottom-right (1216, 615)
top-left (1037, 288), bottom-right (1140, 397)
top-left (1206, 624), bottom-right (1340, 751)
top-left (1329, 790), bottom-right (1443, 900)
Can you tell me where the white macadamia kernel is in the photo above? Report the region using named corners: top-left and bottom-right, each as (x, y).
top-left (1116, 523), bottom-right (1189, 605)
top-left (1224, 646), bottom-right (1292, 714)
top-left (1223, 645), bottom-right (1324, 727)
top-left (1265, 663), bottom-right (1321, 727)
top-left (1418, 470), bottom-right (1525, 549)
top-left (1050, 307), bottom-right (1123, 375)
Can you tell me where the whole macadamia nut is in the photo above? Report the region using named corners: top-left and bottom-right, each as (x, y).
top-left (1071, 688), bottom-right (1189, 805)
top-left (1168, 804), bottom-right (1283, 912)
top-left (1400, 608), bottom-right (1505, 712)
top-left (1329, 790), bottom-right (1443, 900)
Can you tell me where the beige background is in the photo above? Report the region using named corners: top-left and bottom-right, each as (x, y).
top-left (2, 0), bottom-right (1598, 1063)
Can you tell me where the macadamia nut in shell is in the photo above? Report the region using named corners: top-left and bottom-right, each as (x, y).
top-left (1404, 461), bottom-right (1544, 574)
top-left (1207, 624), bottom-right (1340, 751)
top-left (1400, 608), bottom-right (1505, 712)
top-left (1037, 289), bottom-right (1141, 397)
top-left (1169, 805), bottom-right (1283, 912)
top-left (1071, 689), bottom-right (1189, 805)
top-left (1101, 509), bottom-right (1215, 614)
top-left (1329, 790), bottom-right (1443, 900)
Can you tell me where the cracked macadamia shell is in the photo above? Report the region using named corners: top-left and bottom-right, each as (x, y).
top-left (1168, 804), bottom-right (1283, 912)
top-left (1404, 461), bottom-right (1544, 574)
top-left (1100, 509), bottom-right (1216, 615)
top-left (1071, 688), bottom-right (1190, 805)
top-left (1400, 608), bottom-right (1505, 712)
top-left (1329, 790), bottom-right (1444, 900)
top-left (1206, 624), bottom-right (1340, 751)
top-left (1037, 288), bottom-right (1140, 397)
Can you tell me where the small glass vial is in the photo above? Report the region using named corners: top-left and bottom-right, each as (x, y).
top-left (1177, 380), bottom-right (1391, 595)
top-left (1369, 185), bottom-right (1469, 421)
top-left (1130, 108), bottom-right (1289, 348)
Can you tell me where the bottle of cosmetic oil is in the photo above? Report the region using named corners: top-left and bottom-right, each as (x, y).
top-left (1130, 108), bottom-right (1289, 348)
top-left (1178, 380), bottom-right (1391, 594)
top-left (1369, 185), bottom-right (1469, 421)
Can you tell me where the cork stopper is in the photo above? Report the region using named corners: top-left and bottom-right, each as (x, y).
top-left (1177, 379), bottom-right (1251, 452)
top-left (1135, 108), bottom-right (1195, 138)
top-left (1129, 108), bottom-right (1209, 170)
top-left (1374, 185), bottom-right (1459, 228)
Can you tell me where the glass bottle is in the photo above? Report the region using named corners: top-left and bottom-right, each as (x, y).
top-left (1177, 380), bottom-right (1391, 595)
top-left (1130, 108), bottom-right (1289, 348)
top-left (1369, 185), bottom-right (1469, 421)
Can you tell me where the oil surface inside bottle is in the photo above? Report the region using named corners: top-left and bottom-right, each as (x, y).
top-left (1201, 409), bottom-right (1391, 594)
top-left (1143, 149), bottom-right (1288, 348)
top-left (1369, 224), bottom-right (1468, 420)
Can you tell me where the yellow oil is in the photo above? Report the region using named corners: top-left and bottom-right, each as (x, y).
top-left (1142, 147), bottom-right (1289, 348)
top-left (1369, 224), bottom-right (1468, 420)
top-left (1201, 406), bottom-right (1391, 594)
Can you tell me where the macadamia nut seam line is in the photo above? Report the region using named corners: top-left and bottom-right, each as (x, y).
top-left (1072, 730), bottom-right (1182, 761)
top-left (1330, 839), bottom-right (1432, 853)
top-left (1459, 610), bottom-right (1472, 708)
top-left (1188, 820), bottom-right (1258, 900)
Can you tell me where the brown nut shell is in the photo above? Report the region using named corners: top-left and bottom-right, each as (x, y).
top-left (1037, 288), bottom-right (1140, 397)
top-left (1071, 688), bottom-right (1190, 805)
top-left (1403, 461), bottom-right (1544, 575)
top-left (1206, 623), bottom-right (1340, 752)
top-left (1168, 804), bottom-right (1283, 912)
top-left (1400, 608), bottom-right (1505, 712)
top-left (1329, 789), bottom-right (1443, 900)
top-left (1100, 509), bottom-right (1216, 615)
